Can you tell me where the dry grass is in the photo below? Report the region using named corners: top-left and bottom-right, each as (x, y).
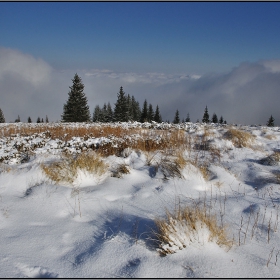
top-left (154, 203), bottom-right (232, 255)
top-left (41, 151), bottom-right (108, 184)
top-left (111, 163), bottom-right (130, 178)
top-left (224, 127), bottom-right (255, 148)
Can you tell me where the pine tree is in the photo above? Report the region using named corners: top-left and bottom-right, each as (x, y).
top-left (202, 106), bottom-right (210, 123)
top-left (100, 103), bottom-right (108, 123)
top-left (107, 102), bottom-right (114, 123)
top-left (147, 104), bottom-right (154, 122)
top-left (0, 108), bottom-right (5, 123)
top-left (219, 116), bottom-right (224, 124)
top-left (212, 113), bottom-right (218, 123)
top-left (185, 113), bottom-right (190, 122)
top-left (15, 115), bottom-right (20, 123)
top-left (92, 105), bottom-right (101, 122)
top-left (173, 109), bottom-right (180, 124)
top-left (45, 115), bottom-right (49, 123)
top-left (41, 118), bottom-right (44, 123)
top-left (267, 115), bottom-right (275, 127)
top-left (28, 116), bottom-right (32, 123)
top-left (154, 105), bottom-right (162, 123)
top-left (114, 86), bottom-right (128, 122)
top-left (140, 99), bottom-right (148, 123)
top-left (61, 73), bottom-right (91, 122)
top-left (37, 117), bottom-right (41, 123)
top-left (131, 96), bottom-right (141, 122)
top-left (126, 94), bottom-right (133, 121)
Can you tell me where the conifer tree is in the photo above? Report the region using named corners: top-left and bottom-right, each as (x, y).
top-left (219, 116), bottom-right (224, 124)
top-left (126, 94), bottom-right (133, 121)
top-left (61, 73), bottom-right (91, 122)
top-left (267, 115), bottom-right (275, 127)
top-left (45, 115), bottom-right (49, 123)
top-left (212, 113), bottom-right (218, 123)
top-left (15, 115), bottom-right (20, 123)
top-left (202, 106), bottom-right (210, 123)
top-left (28, 116), bottom-right (32, 123)
top-left (114, 86), bottom-right (128, 122)
top-left (147, 104), bottom-right (154, 122)
top-left (93, 105), bottom-right (101, 122)
top-left (37, 117), bottom-right (41, 123)
top-left (154, 105), bottom-right (162, 123)
top-left (131, 96), bottom-right (141, 122)
top-left (41, 118), bottom-right (44, 123)
top-left (185, 113), bottom-right (190, 122)
top-left (0, 108), bottom-right (5, 123)
top-left (173, 109), bottom-right (180, 124)
top-left (140, 99), bottom-right (148, 123)
top-left (107, 102), bottom-right (114, 123)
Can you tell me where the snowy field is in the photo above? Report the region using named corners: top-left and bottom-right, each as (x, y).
top-left (1, 122), bottom-right (280, 278)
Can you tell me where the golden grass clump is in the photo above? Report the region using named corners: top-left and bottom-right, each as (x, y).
top-left (41, 151), bottom-right (108, 184)
top-left (154, 204), bottom-right (232, 255)
top-left (224, 128), bottom-right (255, 148)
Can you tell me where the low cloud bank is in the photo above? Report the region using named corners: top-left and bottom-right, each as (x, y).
top-left (0, 47), bottom-right (279, 125)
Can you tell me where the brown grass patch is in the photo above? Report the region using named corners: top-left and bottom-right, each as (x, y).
top-left (154, 203), bottom-right (232, 255)
top-left (41, 151), bottom-right (108, 184)
top-left (224, 127), bottom-right (255, 148)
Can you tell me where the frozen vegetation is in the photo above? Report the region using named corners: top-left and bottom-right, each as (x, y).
top-left (0, 121), bottom-right (280, 277)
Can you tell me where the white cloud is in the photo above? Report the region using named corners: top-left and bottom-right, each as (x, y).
top-left (0, 48), bottom-right (52, 88)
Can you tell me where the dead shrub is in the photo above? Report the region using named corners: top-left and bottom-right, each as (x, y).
top-left (41, 151), bottom-right (108, 184)
top-left (224, 128), bottom-right (255, 148)
top-left (154, 203), bottom-right (232, 255)
top-left (259, 151), bottom-right (280, 166)
top-left (111, 163), bottom-right (130, 178)
top-left (158, 156), bottom-right (184, 180)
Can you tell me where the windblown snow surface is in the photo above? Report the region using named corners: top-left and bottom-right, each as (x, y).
top-left (0, 122), bottom-right (280, 278)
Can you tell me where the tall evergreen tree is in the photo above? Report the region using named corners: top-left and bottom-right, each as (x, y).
top-left (99, 103), bottom-right (107, 123)
top-left (92, 105), bottom-right (102, 122)
top-left (154, 105), bottom-right (162, 123)
top-left (131, 96), bottom-right (141, 122)
top-left (15, 115), bottom-right (20, 123)
top-left (114, 86), bottom-right (128, 122)
top-left (202, 106), bottom-right (210, 123)
top-left (140, 99), bottom-right (148, 123)
top-left (106, 102), bottom-right (114, 123)
top-left (0, 108), bottom-right (5, 123)
top-left (147, 104), bottom-right (154, 122)
top-left (41, 118), bottom-right (44, 123)
top-left (219, 116), bottom-right (224, 124)
top-left (28, 116), bottom-right (32, 123)
top-left (126, 94), bottom-right (133, 121)
top-left (212, 113), bottom-right (218, 123)
top-left (45, 115), bottom-right (49, 123)
top-left (61, 73), bottom-right (91, 122)
top-left (185, 113), bottom-right (190, 122)
top-left (267, 115), bottom-right (275, 127)
top-left (37, 117), bottom-right (41, 123)
top-left (173, 109), bottom-right (180, 124)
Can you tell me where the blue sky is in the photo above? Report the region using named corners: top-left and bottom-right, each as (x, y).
top-left (2, 2), bottom-right (280, 74)
top-left (1, 2), bottom-right (280, 124)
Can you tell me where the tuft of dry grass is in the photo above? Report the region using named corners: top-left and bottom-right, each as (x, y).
top-left (199, 164), bottom-right (211, 181)
top-left (224, 128), bottom-right (255, 148)
top-left (111, 163), bottom-right (130, 178)
top-left (41, 151), bottom-right (108, 184)
top-left (154, 203), bottom-right (232, 255)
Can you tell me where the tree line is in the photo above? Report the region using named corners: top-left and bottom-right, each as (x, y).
top-left (0, 73), bottom-right (275, 127)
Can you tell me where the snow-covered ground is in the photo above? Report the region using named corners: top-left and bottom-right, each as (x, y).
top-left (1, 122), bottom-right (280, 278)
